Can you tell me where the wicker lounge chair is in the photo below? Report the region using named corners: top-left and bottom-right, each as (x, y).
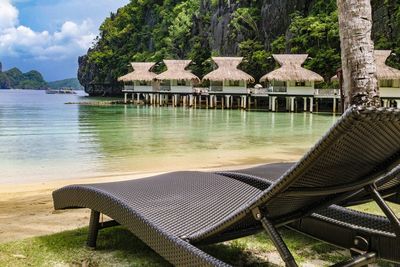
top-left (53, 106), bottom-right (400, 267)
top-left (219, 163), bottom-right (400, 264)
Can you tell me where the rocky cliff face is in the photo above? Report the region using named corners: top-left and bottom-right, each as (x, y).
top-left (78, 0), bottom-right (400, 96)
top-left (78, 50), bottom-right (123, 96)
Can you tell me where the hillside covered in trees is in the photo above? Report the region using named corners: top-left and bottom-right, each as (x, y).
top-left (78, 0), bottom-right (400, 96)
top-left (0, 62), bottom-right (83, 90)
top-left (0, 62), bottom-right (47, 89)
top-left (47, 78), bottom-right (83, 90)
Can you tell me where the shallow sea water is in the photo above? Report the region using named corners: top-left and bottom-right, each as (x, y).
top-left (0, 90), bottom-right (338, 183)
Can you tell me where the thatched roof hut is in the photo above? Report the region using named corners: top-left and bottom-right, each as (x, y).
top-left (260, 54), bottom-right (324, 82)
top-left (202, 57), bottom-right (255, 82)
top-left (118, 62), bottom-right (157, 82)
top-left (155, 60), bottom-right (200, 82)
top-left (332, 50), bottom-right (400, 81)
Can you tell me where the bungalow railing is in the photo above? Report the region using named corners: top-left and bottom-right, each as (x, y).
top-left (160, 85), bottom-right (171, 92)
top-left (314, 89), bottom-right (341, 96)
top-left (123, 85), bottom-right (135, 91)
top-left (210, 86), bottom-right (223, 92)
top-left (194, 87), bottom-right (209, 95)
top-left (268, 86), bottom-right (287, 93)
top-left (251, 88), bottom-right (269, 95)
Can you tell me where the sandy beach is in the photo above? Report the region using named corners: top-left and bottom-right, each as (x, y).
top-left (0, 162), bottom-right (296, 244)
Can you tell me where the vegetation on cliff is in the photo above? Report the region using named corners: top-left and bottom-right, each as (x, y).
top-left (0, 66), bottom-right (47, 89)
top-left (78, 0), bottom-right (400, 95)
top-left (47, 78), bottom-right (83, 90)
top-left (0, 62), bottom-right (83, 90)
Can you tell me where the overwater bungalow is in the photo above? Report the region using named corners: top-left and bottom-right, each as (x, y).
top-left (118, 62), bottom-right (158, 103)
top-left (261, 54), bottom-right (324, 112)
top-left (154, 60), bottom-right (200, 106)
top-left (203, 57), bottom-right (254, 108)
top-left (333, 50), bottom-right (400, 108)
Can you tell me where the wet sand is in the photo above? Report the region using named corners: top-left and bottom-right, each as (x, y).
top-left (0, 160), bottom-right (298, 244)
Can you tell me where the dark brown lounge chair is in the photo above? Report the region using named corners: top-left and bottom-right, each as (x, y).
top-left (53, 106), bottom-right (400, 267)
top-left (219, 163), bottom-right (400, 264)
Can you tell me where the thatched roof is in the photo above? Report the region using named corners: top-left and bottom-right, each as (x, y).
top-left (155, 60), bottom-right (200, 82)
top-left (260, 54), bottom-right (324, 82)
top-left (374, 50), bottom-right (400, 80)
top-left (202, 57), bottom-right (255, 82)
top-left (118, 62), bottom-right (157, 82)
top-left (332, 50), bottom-right (400, 81)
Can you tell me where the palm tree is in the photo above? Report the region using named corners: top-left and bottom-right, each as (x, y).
top-left (337, 0), bottom-right (380, 108)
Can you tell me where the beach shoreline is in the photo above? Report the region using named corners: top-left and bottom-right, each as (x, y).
top-left (0, 161), bottom-right (295, 244)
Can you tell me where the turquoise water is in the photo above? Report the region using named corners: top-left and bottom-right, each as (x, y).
top-left (0, 90), bottom-right (338, 183)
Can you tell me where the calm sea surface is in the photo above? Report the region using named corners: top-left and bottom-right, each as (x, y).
top-left (0, 89), bottom-right (338, 184)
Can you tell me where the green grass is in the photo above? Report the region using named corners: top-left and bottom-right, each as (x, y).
top-left (0, 201), bottom-right (399, 266)
top-left (0, 227), bottom-right (348, 266)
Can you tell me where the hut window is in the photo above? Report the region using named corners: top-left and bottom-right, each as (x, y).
top-left (273, 81), bottom-right (286, 87)
top-left (228, 80), bottom-right (240, 87)
top-left (295, 81), bottom-right (306, 87)
top-left (212, 81), bottom-right (222, 85)
top-left (177, 80), bottom-right (187, 86)
top-left (212, 81), bottom-right (223, 87)
top-left (139, 81), bottom-right (151, 86)
top-left (380, 80), bottom-right (393, 87)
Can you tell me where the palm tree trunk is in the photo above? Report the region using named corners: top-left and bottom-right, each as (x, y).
top-left (337, 0), bottom-right (380, 108)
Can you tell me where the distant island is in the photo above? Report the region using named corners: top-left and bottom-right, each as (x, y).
top-left (0, 62), bottom-right (83, 90)
top-left (47, 78), bottom-right (84, 90)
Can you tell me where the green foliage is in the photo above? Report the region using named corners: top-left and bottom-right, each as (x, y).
top-left (82, 0), bottom-right (400, 87)
top-left (229, 7), bottom-right (261, 40)
top-left (239, 40), bottom-right (271, 83)
top-left (189, 37), bottom-right (213, 78)
top-left (168, 0), bottom-right (200, 58)
top-left (87, 0), bottom-right (206, 83)
top-left (287, 10), bottom-right (341, 81)
top-left (271, 35), bottom-right (286, 54)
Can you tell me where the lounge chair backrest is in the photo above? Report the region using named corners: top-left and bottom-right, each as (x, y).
top-left (255, 106), bottom-right (400, 220)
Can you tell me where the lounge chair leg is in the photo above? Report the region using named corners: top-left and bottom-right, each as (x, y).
top-left (87, 210), bottom-right (100, 248)
top-left (331, 251), bottom-right (376, 267)
top-left (259, 217), bottom-right (298, 267)
top-left (365, 184), bottom-right (400, 237)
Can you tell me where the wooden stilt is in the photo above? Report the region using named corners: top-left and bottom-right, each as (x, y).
top-left (290, 97), bottom-right (295, 112)
top-left (333, 98), bottom-right (337, 113)
top-left (272, 96), bottom-right (277, 112)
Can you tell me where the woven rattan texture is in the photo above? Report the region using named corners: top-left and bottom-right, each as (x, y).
top-left (222, 162), bottom-right (400, 206)
top-left (54, 106), bottom-right (400, 266)
top-left (314, 205), bottom-right (395, 235)
top-left (192, 107), bottom-right (400, 241)
top-left (53, 171), bottom-right (261, 266)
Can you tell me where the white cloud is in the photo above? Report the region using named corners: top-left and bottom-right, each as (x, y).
top-left (0, 0), bottom-right (18, 30)
top-left (0, 0), bottom-right (96, 60)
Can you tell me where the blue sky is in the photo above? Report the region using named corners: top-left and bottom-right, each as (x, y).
top-left (0, 0), bottom-right (129, 81)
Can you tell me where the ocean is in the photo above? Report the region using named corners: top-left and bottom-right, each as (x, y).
top-left (0, 89), bottom-right (338, 184)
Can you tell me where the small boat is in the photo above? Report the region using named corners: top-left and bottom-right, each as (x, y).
top-left (46, 88), bottom-right (77, 94)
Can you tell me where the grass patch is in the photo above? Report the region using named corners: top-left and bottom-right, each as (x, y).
top-left (0, 227), bottom-right (169, 267)
top-left (1, 201), bottom-right (398, 266)
top-left (0, 226), bottom-right (349, 267)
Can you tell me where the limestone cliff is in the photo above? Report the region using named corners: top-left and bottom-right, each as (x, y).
top-left (78, 0), bottom-right (400, 96)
